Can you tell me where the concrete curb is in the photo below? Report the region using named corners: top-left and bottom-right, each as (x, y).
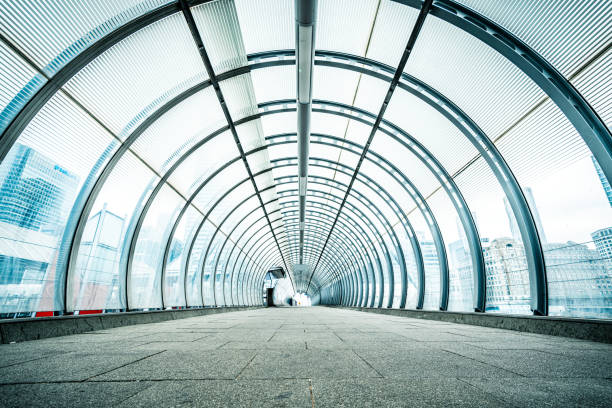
top-left (0, 307), bottom-right (260, 343)
top-left (330, 306), bottom-right (612, 343)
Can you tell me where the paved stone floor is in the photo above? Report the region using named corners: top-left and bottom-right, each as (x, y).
top-left (0, 307), bottom-right (610, 407)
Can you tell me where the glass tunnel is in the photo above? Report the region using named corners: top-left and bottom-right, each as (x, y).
top-left (0, 0), bottom-right (610, 320)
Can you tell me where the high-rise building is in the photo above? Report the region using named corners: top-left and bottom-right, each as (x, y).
top-left (545, 241), bottom-right (610, 318)
top-left (503, 186), bottom-right (547, 245)
top-left (592, 156), bottom-right (612, 207)
top-left (0, 144), bottom-right (79, 316)
top-left (0, 144), bottom-right (79, 233)
top-left (592, 227), bottom-right (612, 271)
top-left (482, 238), bottom-right (530, 313)
top-left (73, 204), bottom-right (125, 311)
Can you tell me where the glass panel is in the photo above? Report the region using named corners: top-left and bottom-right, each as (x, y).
top-left (0, 0), bottom-right (172, 76)
top-left (168, 131), bottom-right (237, 196)
top-left (261, 111), bottom-right (296, 135)
top-left (313, 66), bottom-right (360, 106)
top-left (71, 151), bottom-right (157, 311)
top-left (192, 161), bottom-right (247, 213)
top-left (0, 92), bottom-right (115, 315)
top-left (235, 0), bottom-right (293, 55)
top-left (219, 196), bottom-right (260, 236)
top-left (404, 15), bottom-right (544, 141)
top-left (343, 119), bottom-right (372, 146)
top-left (251, 64), bottom-right (295, 103)
top-left (129, 184), bottom-right (183, 309)
top-left (458, 0), bottom-right (610, 76)
top-left (233, 209), bottom-right (266, 246)
top-left (317, 0), bottom-right (379, 57)
top-left (394, 222), bottom-right (419, 308)
top-left (454, 156), bottom-right (531, 314)
top-left (408, 211), bottom-right (440, 310)
top-left (186, 219), bottom-right (216, 306)
top-left (572, 48), bottom-right (611, 129)
top-left (370, 132), bottom-right (440, 197)
top-left (352, 74), bottom-right (389, 116)
top-left (365, 0), bottom-right (420, 68)
top-left (496, 99), bottom-right (612, 318)
top-left (164, 205), bottom-right (202, 307)
top-left (427, 188), bottom-right (474, 312)
top-left (65, 13), bottom-right (207, 137)
top-left (223, 247), bottom-right (240, 305)
top-left (385, 88), bottom-right (478, 175)
top-left (213, 243), bottom-right (233, 306)
top-left (130, 88), bottom-right (225, 170)
top-left (310, 111), bottom-right (349, 138)
top-left (231, 250), bottom-right (246, 304)
top-left (0, 41), bottom-right (46, 134)
top-left (192, 0), bottom-right (247, 73)
top-left (202, 231), bottom-right (224, 305)
top-left (220, 73), bottom-right (258, 121)
top-left (236, 121), bottom-right (266, 153)
top-left (208, 181), bottom-right (255, 227)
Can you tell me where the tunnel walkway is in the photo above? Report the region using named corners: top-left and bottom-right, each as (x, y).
top-left (1, 307), bottom-right (611, 407)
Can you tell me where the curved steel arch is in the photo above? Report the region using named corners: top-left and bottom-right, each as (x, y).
top-left (282, 194), bottom-right (389, 306)
top-left (296, 206), bottom-right (382, 306)
top-left (262, 239), bottom-right (359, 306)
top-left (197, 186), bottom-right (279, 306)
top-left (268, 143), bottom-right (427, 308)
top-left (52, 71), bottom-right (473, 311)
top-left (158, 135), bottom-right (419, 309)
top-left (282, 215), bottom-right (374, 304)
top-left (108, 99), bottom-right (478, 311)
top-left (276, 182), bottom-right (395, 306)
top-left (282, 218), bottom-right (372, 305)
top-left (274, 166), bottom-right (408, 307)
top-left (256, 199), bottom-right (380, 304)
top-left (255, 99), bottom-right (481, 309)
top-left (232, 215), bottom-right (285, 306)
top-left (176, 166), bottom-right (275, 307)
top-left (276, 231), bottom-right (364, 302)
top-left (217, 202), bottom-right (284, 307)
top-left (268, 142), bottom-right (438, 308)
top-left (224, 211), bottom-right (289, 306)
top-left (282, 204), bottom-right (382, 307)
top-left (203, 192), bottom-right (279, 307)
top-left (243, 212), bottom-right (364, 304)
top-left (1, 0), bottom-right (608, 313)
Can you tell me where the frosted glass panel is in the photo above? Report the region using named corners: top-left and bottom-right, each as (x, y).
top-left (0, 41), bottom-right (46, 134)
top-left (65, 13), bottom-right (207, 137)
top-left (129, 184), bottom-right (183, 309)
top-left (0, 0), bottom-right (172, 75)
top-left (0, 92), bottom-right (115, 315)
top-left (71, 151), bottom-right (157, 312)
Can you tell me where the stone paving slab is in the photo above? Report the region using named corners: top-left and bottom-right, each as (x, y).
top-left (1, 306), bottom-right (611, 407)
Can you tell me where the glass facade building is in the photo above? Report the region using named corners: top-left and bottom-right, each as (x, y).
top-left (0, 0), bottom-right (610, 319)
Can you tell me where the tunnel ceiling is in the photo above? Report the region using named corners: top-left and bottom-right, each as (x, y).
top-left (0, 0), bottom-right (610, 317)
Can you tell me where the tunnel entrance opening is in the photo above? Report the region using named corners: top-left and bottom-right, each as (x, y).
top-left (292, 292), bottom-right (312, 307)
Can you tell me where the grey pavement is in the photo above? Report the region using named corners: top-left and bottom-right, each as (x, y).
top-left (1, 307), bottom-right (610, 407)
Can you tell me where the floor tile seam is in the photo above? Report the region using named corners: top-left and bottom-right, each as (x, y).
top-left (439, 348), bottom-right (527, 378)
top-left (83, 350), bottom-right (167, 382)
top-left (4, 374), bottom-right (607, 387)
top-left (115, 381), bottom-right (156, 406)
top-left (351, 349), bottom-right (384, 378)
top-left (308, 378), bottom-right (315, 408)
top-left (527, 346), bottom-right (612, 362)
top-left (455, 377), bottom-right (521, 408)
top-left (215, 340), bottom-right (232, 349)
top-left (0, 351), bottom-right (73, 369)
top-left (234, 353), bottom-right (258, 380)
